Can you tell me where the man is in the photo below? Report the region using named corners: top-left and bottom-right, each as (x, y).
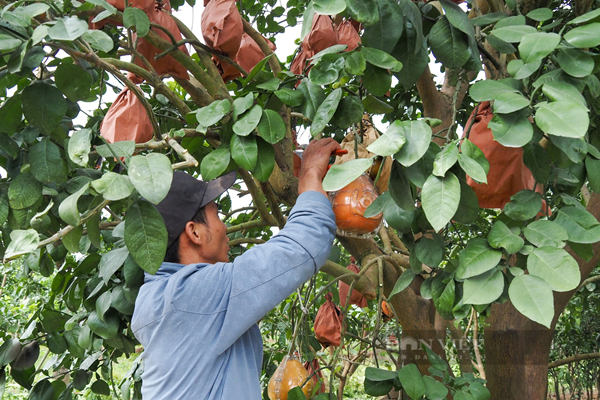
top-left (131, 138), bottom-right (341, 399)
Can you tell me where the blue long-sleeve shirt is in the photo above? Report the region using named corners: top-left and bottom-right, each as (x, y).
top-left (131, 191), bottom-right (336, 399)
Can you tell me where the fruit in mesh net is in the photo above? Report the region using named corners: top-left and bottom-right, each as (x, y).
top-left (331, 174), bottom-right (382, 234)
top-left (268, 355), bottom-right (313, 400)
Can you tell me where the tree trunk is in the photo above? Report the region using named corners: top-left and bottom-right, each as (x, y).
top-left (486, 194), bottom-right (600, 399)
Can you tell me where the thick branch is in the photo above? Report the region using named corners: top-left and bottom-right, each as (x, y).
top-left (228, 237), bottom-right (265, 247)
top-left (238, 169), bottom-right (277, 226)
top-left (548, 353), bottom-right (600, 369)
top-left (321, 260), bottom-right (377, 300)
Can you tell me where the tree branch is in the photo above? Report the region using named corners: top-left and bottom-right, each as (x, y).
top-left (548, 353), bottom-right (600, 369)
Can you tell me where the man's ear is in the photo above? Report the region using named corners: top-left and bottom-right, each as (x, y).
top-left (182, 220), bottom-right (203, 246)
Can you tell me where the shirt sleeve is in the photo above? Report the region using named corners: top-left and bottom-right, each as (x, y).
top-left (215, 190), bottom-right (337, 353)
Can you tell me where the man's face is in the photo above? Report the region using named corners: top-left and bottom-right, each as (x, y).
top-left (198, 202), bottom-right (230, 263)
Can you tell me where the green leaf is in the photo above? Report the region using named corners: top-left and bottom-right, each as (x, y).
top-left (361, 64), bottom-right (392, 96)
top-left (389, 161), bottom-right (414, 210)
top-left (128, 153), bottom-right (173, 204)
top-left (245, 54), bottom-right (273, 83)
top-left (440, 0), bottom-right (475, 37)
top-left (542, 82), bottom-right (586, 107)
top-left (564, 23), bottom-right (600, 48)
top-left (125, 201), bottom-right (167, 275)
top-left (421, 173), bottom-right (461, 232)
top-left (423, 375), bottom-right (449, 400)
top-left (393, 120), bottom-right (432, 167)
top-left (233, 105), bottom-right (262, 136)
top-left (87, 311), bottom-right (119, 339)
top-left (433, 144), bottom-right (458, 177)
top-left (367, 121), bottom-right (406, 157)
top-left (256, 77), bottom-right (281, 91)
top-left (232, 93), bottom-right (254, 120)
top-left (311, 88), bottom-right (342, 136)
top-left (322, 158), bottom-right (374, 192)
top-left (508, 274), bottom-right (554, 328)
top-left (469, 382), bottom-right (491, 400)
top-left (586, 156), bottom-right (600, 192)
top-left (389, 269), bottom-right (416, 299)
top-left (526, 7), bottom-right (553, 21)
top-left (362, 0), bottom-right (403, 52)
top-left (488, 221), bottom-right (524, 254)
top-left (0, 95), bottom-right (22, 134)
top-left (554, 206), bottom-right (600, 244)
top-left (488, 112), bottom-right (533, 148)
top-left (461, 138), bottom-right (489, 173)
top-left (398, 364), bottom-right (426, 400)
top-left (287, 386), bottom-right (308, 400)
top-left (391, 24), bottom-right (429, 88)
top-left (458, 153), bottom-right (487, 184)
top-left (492, 91), bottom-right (530, 114)
top-left (363, 95), bottom-right (394, 114)
top-left (87, 212), bottom-right (101, 249)
top-left (68, 129), bottom-right (92, 167)
top-left (123, 7), bottom-right (150, 36)
top-left (518, 32), bottom-right (560, 64)
top-left (364, 378), bottom-right (394, 396)
top-left (91, 172), bottom-right (134, 201)
top-left (470, 12), bottom-right (507, 26)
top-left (274, 88), bottom-right (303, 107)
top-left (364, 191), bottom-right (390, 218)
top-left (486, 34), bottom-right (517, 54)
top-left (364, 367), bottom-right (397, 382)
top-left (0, 34), bottom-right (22, 51)
top-left (346, 0), bottom-right (379, 25)
top-left (507, 58), bottom-right (542, 79)
top-left (313, 0), bottom-right (346, 15)
top-left (4, 229), bottom-right (39, 260)
top-left (462, 269), bottom-right (504, 305)
top-left (8, 172), bottom-right (42, 210)
top-left (310, 45), bottom-right (349, 65)
top-left (332, 95), bottom-right (364, 129)
top-left (429, 17), bottom-right (470, 69)
top-left (99, 246), bottom-right (129, 283)
top-left (309, 54), bottom-right (345, 85)
top-left (523, 143), bottom-right (551, 183)
top-left (557, 49), bottom-right (594, 78)
top-left (345, 51), bottom-right (367, 75)
top-left (257, 109), bottom-right (286, 144)
top-left (96, 141), bottom-right (135, 158)
top-left (56, 63), bottom-right (93, 102)
top-left (383, 196), bottom-right (414, 233)
top-left (201, 148), bottom-right (231, 181)
top-left (230, 134), bottom-right (258, 171)
top-left (298, 80), bottom-right (325, 120)
top-left (62, 225), bottom-right (83, 253)
top-left (361, 47), bottom-right (402, 72)
top-left (22, 81), bottom-right (67, 135)
top-left (452, 178), bottom-right (480, 225)
top-left (0, 197), bottom-right (8, 226)
top-left (503, 190), bottom-right (543, 221)
top-left (48, 16), bottom-right (88, 41)
top-left (81, 30), bottom-right (114, 52)
top-left (197, 99), bottom-right (232, 128)
top-left (524, 220), bottom-right (568, 248)
top-left (0, 339), bottom-right (22, 367)
top-left (491, 25), bottom-right (537, 42)
top-left (469, 80), bottom-right (518, 102)
top-left (568, 7), bottom-right (600, 24)
top-left (29, 380), bottom-right (54, 400)
top-left (58, 183), bottom-right (89, 226)
top-left (30, 139), bottom-right (67, 184)
top-left (456, 238), bottom-right (502, 279)
top-left (527, 247), bottom-right (580, 292)
top-left (415, 237), bottom-right (444, 267)
top-left (253, 138), bottom-right (275, 182)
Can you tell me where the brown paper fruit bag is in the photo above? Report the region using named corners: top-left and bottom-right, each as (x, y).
top-left (100, 87), bottom-right (153, 144)
top-left (313, 293), bottom-right (343, 348)
top-left (338, 258), bottom-right (368, 308)
top-left (201, 0), bottom-right (243, 56)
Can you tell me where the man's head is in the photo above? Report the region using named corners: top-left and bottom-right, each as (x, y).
top-left (156, 171), bottom-right (236, 264)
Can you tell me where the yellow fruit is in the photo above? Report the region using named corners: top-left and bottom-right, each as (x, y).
top-left (268, 355), bottom-right (313, 400)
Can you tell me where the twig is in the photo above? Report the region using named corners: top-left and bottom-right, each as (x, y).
top-left (226, 219), bottom-right (275, 234)
top-left (238, 169), bottom-right (277, 225)
top-left (472, 309), bottom-right (486, 379)
top-left (228, 237), bottom-right (265, 246)
top-left (167, 137), bottom-right (199, 169)
top-left (36, 200), bottom-right (110, 250)
top-left (549, 353), bottom-right (600, 369)
top-left (378, 227), bottom-right (393, 254)
top-left (260, 181), bottom-right (286, 229)
top-left (578, 274), bottom-right (600, 290)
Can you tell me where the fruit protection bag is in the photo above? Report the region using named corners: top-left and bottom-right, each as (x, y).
top-left (133, 8), bottom-right (189, 80)
top-left (100, 85), bottom-right (153, 144)
top-left (465, 101), bottom-right (542, 209)
top-left (303, 359), bottom-right (326, 394)
top-left (201, 0), bottom-right (243, 56)
top-left (313, 293), bottom-right (343, 348)
top-left (338, 261), bottom-right (368, 308)
top-left (335, 19), bottom-right (360, 51)
top-left (267, 355), bottom-right (313, 400)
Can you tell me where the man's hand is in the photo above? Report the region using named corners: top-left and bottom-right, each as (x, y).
top-left (298, 138), bottom-right (342, 196)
